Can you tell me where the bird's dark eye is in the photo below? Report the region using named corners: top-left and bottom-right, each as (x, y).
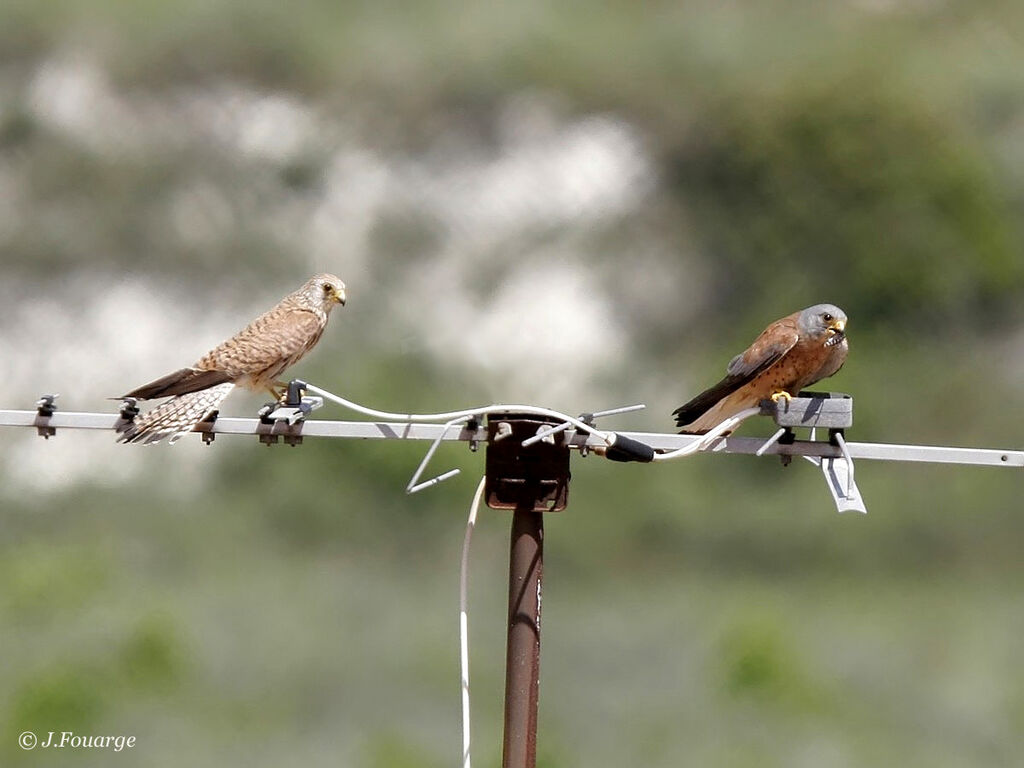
top-left (822, 313), bottom-right (833, 322)
top-left (322, 284), bottom-right (332, 295)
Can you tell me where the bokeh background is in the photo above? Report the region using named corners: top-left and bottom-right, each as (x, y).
top-left (2, 1), bottom-right (1023, 766)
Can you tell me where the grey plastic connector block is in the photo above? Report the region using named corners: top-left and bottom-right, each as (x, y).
top-left (761, 391), bottom-right (853, 429)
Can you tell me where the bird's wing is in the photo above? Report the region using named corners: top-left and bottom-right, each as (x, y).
top-left (198, 307), bottom-right (326, 378)
top-left (123, 309), bottom-right (325, 400)
top-left (124, 368), bottom-right (234, 399)
top-left (673, 315), bottom-right (800, 427)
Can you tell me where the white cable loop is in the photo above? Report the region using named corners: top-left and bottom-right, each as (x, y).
top-left (304, 383), bottom-right (615, 446)
top-left (651, 406), bottom-right (762, 461)
top-left (459, 476), bottom-right (486, 768)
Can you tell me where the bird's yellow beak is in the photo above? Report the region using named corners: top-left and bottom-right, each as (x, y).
top-left (335, 287), bottom-right (347, 306)
top-left (829, 318), bottom-right (845, 333)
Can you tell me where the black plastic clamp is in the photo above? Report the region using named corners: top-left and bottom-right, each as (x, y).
top-left (603, 433), bottom-right (655, 463)
top-left (35, 394), bottom-right (58, 439)
top-left (118, 397), bottom-right (140, 422)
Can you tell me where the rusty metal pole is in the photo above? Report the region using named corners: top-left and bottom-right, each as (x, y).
top-left (501, 506), bottom-right (543, 768)
top-left (486, 413), bottom-right (565, 768)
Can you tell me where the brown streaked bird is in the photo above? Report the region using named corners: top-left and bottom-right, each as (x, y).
top-left (673, 303), bottom-right (848, 434)
top-left (117, 273), bottom-right (346, 444)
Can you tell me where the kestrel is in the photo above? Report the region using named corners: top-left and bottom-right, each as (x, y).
top-left (117, 273), bottom-right (346, 444)
top-left (673, 303), bottom-right (848, 434)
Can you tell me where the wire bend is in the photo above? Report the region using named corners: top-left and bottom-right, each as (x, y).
top-left (651, 406), bottom-right (763, 461)
top-left (302, 381), bottom-right (642, 493)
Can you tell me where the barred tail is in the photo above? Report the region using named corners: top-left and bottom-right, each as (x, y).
top-left (117, 383), bottom-right (235, 445)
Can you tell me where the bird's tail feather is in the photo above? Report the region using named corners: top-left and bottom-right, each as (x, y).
top-left (117, 383), bottom-right (235, 445)
top-left (673, 375), bottom-right (749, 428)
top-left (676, 389), bottom-right (764, 435)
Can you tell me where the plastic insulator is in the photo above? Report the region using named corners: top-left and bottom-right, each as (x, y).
top-left (604, 433), bottom-right (655, 463)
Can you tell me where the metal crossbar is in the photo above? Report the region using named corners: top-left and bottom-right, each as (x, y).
top-left (1, 383), bottom-right (1019, 520)
top-left (1, 408), bottom-right (1020, 467)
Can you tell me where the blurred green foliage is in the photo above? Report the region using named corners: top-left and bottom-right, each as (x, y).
top-left (673, 76), bottom-right (1023, 326)
top-left (1, 1), bottom-right (1023, 766)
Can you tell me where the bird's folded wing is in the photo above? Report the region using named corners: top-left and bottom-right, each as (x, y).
top-left (124, 368), bottom-right (234, 399)
top-left (673, 319), bottom-right (800, 426)
top-left (199, 308), bottom-right (325, 376)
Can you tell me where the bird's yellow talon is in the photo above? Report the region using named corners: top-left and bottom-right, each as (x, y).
top-left (770, 390), bottom-right (793, 404)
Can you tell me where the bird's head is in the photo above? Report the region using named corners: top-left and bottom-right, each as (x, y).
top-left (799, 303), bottom-right (847, 347)
top-left (306, 273), bottom-right (347, 310)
